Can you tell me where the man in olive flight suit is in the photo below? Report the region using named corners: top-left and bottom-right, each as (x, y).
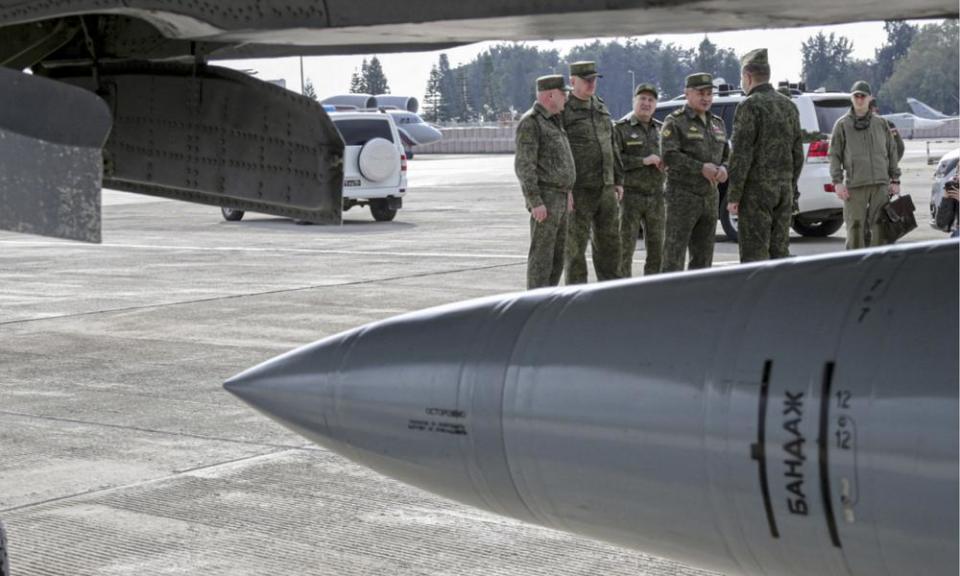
top-left (614, 82), bottom-right (665, 276)
top-left (562, 60), bottom-right (623, 284)
top-left (514, 74), bottom-right (576, 289)
top-left (726, 48), bottom-right (803, 262)
top-left (661, 72), bottom-right (730, 272)
top-left (829, 80), bottom-right (901, 249)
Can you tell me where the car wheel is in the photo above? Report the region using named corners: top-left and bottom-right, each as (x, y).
top-left (719, 189), bottom-right (739, 242)
top-left (221, 207), bottom-right (245, 221)
top-left (791, 217), bottom-right (844, 237)
top-left (358, 138), bottom-right (400, 182)
top-left (370, 199), bottom-right (397, 222)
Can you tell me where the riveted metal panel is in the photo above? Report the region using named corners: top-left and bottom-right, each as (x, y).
top-left (53, 62), bottom-right (344, 223)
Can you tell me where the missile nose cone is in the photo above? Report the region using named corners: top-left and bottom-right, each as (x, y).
top-left (223, 331), bottom-right (356, 445)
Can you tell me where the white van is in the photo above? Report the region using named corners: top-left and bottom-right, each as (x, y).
top-left (220, 109), bottom-right (407, 223)
top-left (654, 86), bottom-right (849, 241)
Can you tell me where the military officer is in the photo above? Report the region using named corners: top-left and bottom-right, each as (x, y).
top-left (514, 74), bottom-right (576, 289)
top-left (726, 48), bottom-right (803, 262)
top-left (561, 60), bottom-right (623, 284)
top-left (614, 82), bottom-right (665, 276)
top-left (661, 72), bottom-right (730, 272)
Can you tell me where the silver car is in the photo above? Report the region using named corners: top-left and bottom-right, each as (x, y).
top-left (929, 147), bottom-right (959, 227)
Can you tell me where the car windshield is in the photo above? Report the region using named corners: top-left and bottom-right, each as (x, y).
top-left (333, 119), bottom-right (393, 145)
top-left (813, 99), bottom-right (850, 134)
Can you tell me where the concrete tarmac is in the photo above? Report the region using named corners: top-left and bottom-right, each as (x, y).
top-left (0, 140), bottom-right (954, 575)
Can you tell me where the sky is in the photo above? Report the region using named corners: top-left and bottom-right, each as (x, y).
top-left (219, 20), bottom-right (938, 104)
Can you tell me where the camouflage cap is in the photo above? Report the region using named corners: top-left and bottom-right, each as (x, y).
top-left (685, 72), bottom-right (713, 90)
top-left (850, 80), bottom-right (872, 96)
top-left (536, 74), bottom-right (571, 92)
top-left (569, 61), bottom-right (602, 78)
top-left (634, 82), bottom-right (659, 98)
top-left (741, 48), bottom-right (770, 73)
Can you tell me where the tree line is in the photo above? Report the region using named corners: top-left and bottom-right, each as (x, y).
top-left (412, 19), bottom-right (958, 123)
top-left (802, 20), bottom-right (958, 115)
top-left (335, 21), bottom-right (958, 121)
top-left (421, 37), bottom-right (741, 122)
top-left (349, 56), bottom-right (391, 95)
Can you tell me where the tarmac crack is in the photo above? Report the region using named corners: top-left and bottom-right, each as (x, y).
top-left (0, 408), bottom-right (316, 453)
top-left (0, 261), bottom-right (525, 328)
top-left (0, 449), bottom-right (303, 515)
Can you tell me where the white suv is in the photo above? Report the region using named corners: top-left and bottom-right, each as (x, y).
top-left (220, 109), bottom-right (407, 223)
top-left (330, 110), bottom-right (407, 221)
top-left (654, 86), bottom-right (848, 241)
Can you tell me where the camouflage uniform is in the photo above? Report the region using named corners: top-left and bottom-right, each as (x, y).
top-left (562, 61), bottom-right (622, 284)
top-left (661, 89), bottom-right (730, 272)
top-left (515, 91), bottom-right (576, 289)
top-left (727, 82), bottom-right (803, 262)
top-left (614, 112), bottom-right (665, 276)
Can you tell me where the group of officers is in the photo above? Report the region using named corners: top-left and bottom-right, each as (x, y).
top-left (515, 49), bottom-right (902, 289)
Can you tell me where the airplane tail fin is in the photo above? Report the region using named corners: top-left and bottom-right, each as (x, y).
top-left (907, 98), bottom-right (952, 120)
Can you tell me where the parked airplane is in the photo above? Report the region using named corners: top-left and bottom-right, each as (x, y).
top-left (1, 0), bottom-right (956, 243)
top-left (320, 94), bottom-right (379, 109)
top-left (320, 94), bottom-right (442, 154)
top-left (374, 95), bottom-right (419, 113)
top-left (881, 111), bottom-right (953, 136)
top-left (908, 97), bottom-right (960, 120)
top-left (385, 110), bottom-right (443, 157)
top-left (226, 240), bottom-right (959, 576)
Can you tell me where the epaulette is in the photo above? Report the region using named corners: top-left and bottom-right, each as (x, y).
top-left (653, 118), bottom-right (663, 127)
top-left (596, 96), bottom-right (606, 103)
top-left (615, 117), bottom-right (630, 125)
top-left (670, 108), bottom-right (684, 117)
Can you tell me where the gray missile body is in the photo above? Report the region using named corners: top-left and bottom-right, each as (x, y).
top-left (225, 241), bottom-right (959, 576)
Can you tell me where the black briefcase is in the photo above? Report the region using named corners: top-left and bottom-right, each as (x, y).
top-left (876, 194), bottom-right (917, 243)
